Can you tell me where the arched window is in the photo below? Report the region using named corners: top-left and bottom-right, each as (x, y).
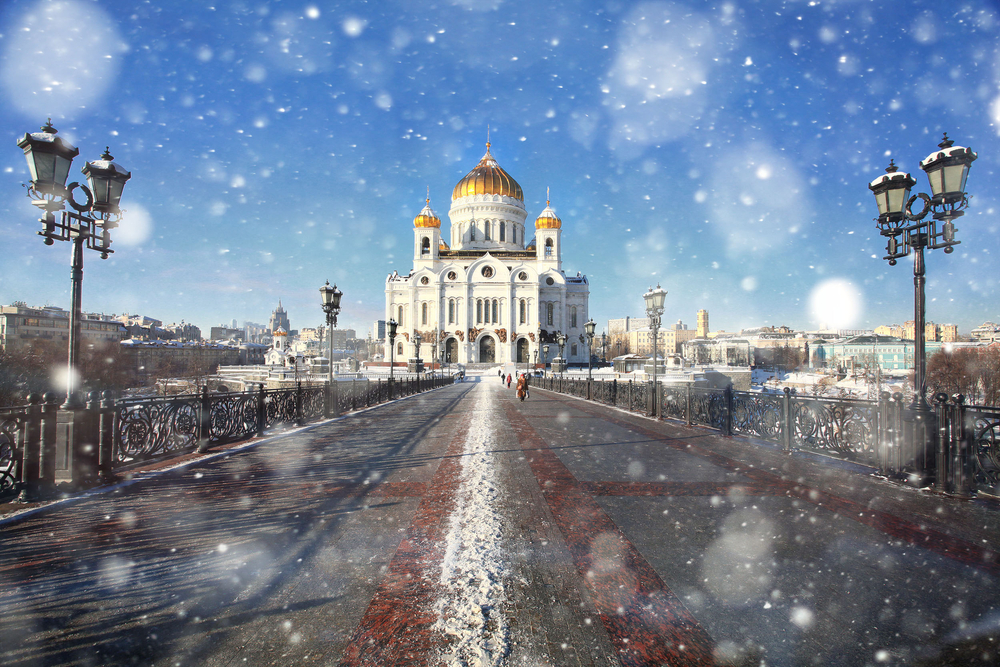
top-left (571, 306), bottom-right (578, 328)
top-left (397, 342), bottom-right (403, 356)
top-left (519, 299), bottom-right (526, 324)
top-left (485, 221), bottom-right (491, 240)
top-left (476, 300), bottom-right (482, 323)
top-left (546, 303), bottom-right (553, 326)
top-left (470, 224), bottom-right (476, 241)
top-left (422, 303), bottom-right (428, 325)
top-left (491, 300), bottom-right (498, 324)
top-left (499, 223), bottom-right (506, 242)
top-left (513, 226), bottom-right (517, 245)
top-left (421, 237), bottom-right (430, 255)
top-left (545, 238), bottom-right (554, 257)
top-left (448, 299), bottom-right (455, 324)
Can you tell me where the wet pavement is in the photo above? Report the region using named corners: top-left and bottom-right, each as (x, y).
top-left (1, 376), bottom-right (998, 666)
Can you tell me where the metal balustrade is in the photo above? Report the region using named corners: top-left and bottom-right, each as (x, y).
top-left (533, 376), bottom-right (1000, 498)
top-left (0, 375), bottom-right (455, 499)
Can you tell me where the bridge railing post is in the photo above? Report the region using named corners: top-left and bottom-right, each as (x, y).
top-left (18, 395), bottom-right (42, 501)
top-left (198, 385), bottom-right (211, 453)
top-left (98, 391), bottom-right (115, 483)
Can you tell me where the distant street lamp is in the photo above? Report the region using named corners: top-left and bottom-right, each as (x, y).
top-left (533, 349), bottom-right (538, 373)
top-left (430, 330), bottom-right (438, 378)
top-left (542, 344), bottom-right (550, 377)
top-left (319, 281), bottom-right (342, 389)
top-left (868, 134), bottom-right (976, 410)
top-left (387, 319), bottom-right (398, 383)
top-left (584, 320), bottom-right (596, 381)
top-left (17, 120), bottom-right (131, 408)
top-left (600, 332), bottom-right (607, 364)
top-left (557, 333), bottom-right (567, 379)
top-left (413, 332), bottom-right (422, 381)
top-left (643, 284), bottom-right (667, 390)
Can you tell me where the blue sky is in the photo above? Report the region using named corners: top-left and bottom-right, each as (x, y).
top-left (0, 0), bottom-right (997, 338)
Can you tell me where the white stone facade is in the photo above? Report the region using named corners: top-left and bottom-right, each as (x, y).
top-left (384, 144), bottom-right (590, 366)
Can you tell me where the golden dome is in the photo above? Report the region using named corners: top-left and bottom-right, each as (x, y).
top-left (413, 196), bottom-right (441, 228)
top-left (534, 193), bottom-right (562, 230)
top-left (452, 143), bottom-right (523, 201)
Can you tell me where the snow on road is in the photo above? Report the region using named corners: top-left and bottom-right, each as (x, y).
top-left (433, 383), bottom-right (510, 666)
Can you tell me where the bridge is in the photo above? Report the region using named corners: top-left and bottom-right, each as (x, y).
top-left (1, 374), bottom-right (999, 665)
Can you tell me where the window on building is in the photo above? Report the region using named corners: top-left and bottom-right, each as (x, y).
top-left (421, 303), bottom-right (427, 325)
top-left (470, 224), bottom-right (475, 241)
top-left (571, 306), bottom-right (578, 328)
top-left (513, 227), bottom-right (517, 245)
top-left (485, 221), bottom-right (490, 240)
top-left (545, 238), bottom-right (553, 257)
top-left (397, 342), bottom-right (403, 356)
top-left (448, 299), bottom-right (455, 324)
top-left (519, 299), bottom-right (525, 324)
top-left (492, 299), bottom-right (499, 324)
top-left (421, 237), bottom-right (430, 255)
top-left (499, 223), bottom-right (505, 242)
top-left (477, 300), bottom-right (482, 323)
top-left (398, 305), bottom-right (404, 326)
top-left (571, 344), bottom-right (578, 356)
top-left (546, 303), bottom-right (553, 326)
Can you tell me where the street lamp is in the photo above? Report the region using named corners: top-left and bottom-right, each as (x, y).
top-left (584, 319), bottom-right (596, 381)
top-left (413, 332), bottom-right (422, 381)
top-left (17, 120), bottom-right (131, 408)
top-left (542, 344), bottom-right (550, 377)
top-left (601, 331), bottom-right (607, 364)
top-left (387, 318), bottom-right (398, 383)
top-left (557, 333), bottom-right (567, 379)
top-left (643, 284), bottom-right (667, 391)
top-left (868, 135), bottom-right (976, 409)
top-left (533, 349), bottom-right (538, 374)
top-left (319, 281), bottom-right (343, 389)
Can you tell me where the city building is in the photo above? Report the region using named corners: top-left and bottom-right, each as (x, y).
top-left (697, 309), bottom-right (709, 338)
top-left (384, 141), bottom-right (590, 365)
top-left (268, 301), bottom-right (290, 334)
top-left (628, 320), bottom-right (698, 356)
top-left (0, 302), bottom-right (126, 351)
top-left (971, 322), bottom-right (1000, 343)
top-left (209, 326), bottom-right (244, 342)
top-left (119, 339), bottom-right (241, 382)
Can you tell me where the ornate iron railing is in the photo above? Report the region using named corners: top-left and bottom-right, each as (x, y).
top-left (534, 378), bottom-right (981, 487)
top-left (966, 404), bottom-right (1000, 496)
top-left (0, 376), bottom-right (456, 499)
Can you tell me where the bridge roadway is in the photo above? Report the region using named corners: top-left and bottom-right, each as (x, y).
top-left (1, 377), bottom-right (999, 666)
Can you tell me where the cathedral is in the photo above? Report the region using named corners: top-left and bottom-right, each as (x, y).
top-left (385, 141), bottom-right (590, 366)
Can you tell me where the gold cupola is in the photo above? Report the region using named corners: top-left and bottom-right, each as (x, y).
top-left (534, 189), bottom-right (562, 229)
top-left (452, 142), bottom-right (524, 201)
top-left (413, 194), bottom-right (441, 228)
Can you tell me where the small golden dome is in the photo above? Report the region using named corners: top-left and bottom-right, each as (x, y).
top-left (452, 142), bottom-right (524, 201)
top-left (413, 196), bottom-right (441, 228)
top-left (534, 191), bottom-right (562, 229)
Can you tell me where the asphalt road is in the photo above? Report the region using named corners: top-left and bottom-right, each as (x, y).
top-left (1, 376), bottom-right (998, 666)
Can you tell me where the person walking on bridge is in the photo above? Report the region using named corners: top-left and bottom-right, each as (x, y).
top-left (516, 373), bottom-right (528, 402)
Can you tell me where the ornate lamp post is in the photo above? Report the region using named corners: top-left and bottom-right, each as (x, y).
top-left (557, 333), bottom-right (567, 379)
top-left (584, 319), bottom-right (596, 381)
top-left (868, 134), bottom-right (976, 409)
top-left (17, 120), bottom-right (130, 408)
top-left (643, 284), bottom-right (667, 390)
top-left (319, 281), bottom-right (342, 389)
top-left (413, 332), bottom-right (422, 381)
top-left (542, 344), bottom-right (550, 378)
top-left (387, 318), bottom-right (398, 383)
top-left (868, 134), bottom-right (976, 478)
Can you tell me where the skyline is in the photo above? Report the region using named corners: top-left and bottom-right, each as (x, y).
top-left (1, 0), bottom-right (998, 338)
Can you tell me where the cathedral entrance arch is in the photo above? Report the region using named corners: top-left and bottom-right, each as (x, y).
top-left (445, 338), bottom-right (458, 364)
top-left (478, 336), bottom-right (495, 363)
top-left (516, 338), bottom-right (529, 363)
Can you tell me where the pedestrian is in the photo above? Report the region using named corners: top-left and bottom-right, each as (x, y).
top-left (516, 374), bottom-right (527, 401)
top-left (523, 372), bottom-right (529, 399)
top-left (506, 373), bottom-right (512, 388)
top-left (499, 368), bottom-right (503, 381)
